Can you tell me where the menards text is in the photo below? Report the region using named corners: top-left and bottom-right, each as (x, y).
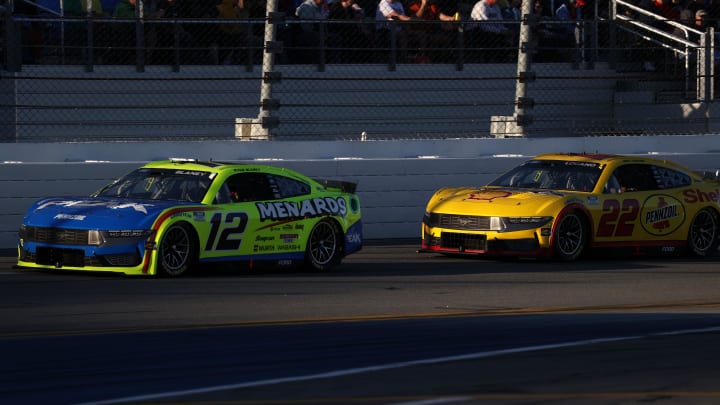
top-left (257, 197), bottom-right (347, 221)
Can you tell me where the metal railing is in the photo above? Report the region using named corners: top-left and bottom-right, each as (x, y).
top-left (611, 0), bottom-right (714, 100)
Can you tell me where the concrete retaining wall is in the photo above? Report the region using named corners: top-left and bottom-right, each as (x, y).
top-left (3, 135), bottom-right (720, 250)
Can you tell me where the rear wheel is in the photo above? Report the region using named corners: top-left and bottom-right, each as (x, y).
top-left (157, 223), bottom-right (196, 277)
top-left (553, 211), bottom-right (586, 261)
top-left (688, 208), bottom-right (720, 257)
top-left (305, 220), bottom-right (343, 271)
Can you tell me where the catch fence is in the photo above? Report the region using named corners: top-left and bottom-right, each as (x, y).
top-left (1, 0), bottom-right (719, 141)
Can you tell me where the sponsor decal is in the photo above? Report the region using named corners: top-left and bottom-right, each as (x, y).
top-left (255, 235), bottom-right (275, 242)
top-left (171, 212), bottom-right (192, 219)
top-left (280, 234), bottom-right (298, 243)
top-left (466, 190), bottom-right (512, 201)
top-left (587, 196), bottom-right (599, 206)
top-left (277, 244), bottom-right (302, 251)
top-left (38, 200), bottom-right (154, 215)
top-left (254, 245), bottom-right (275, 252)
top-left (640, 195), bottom-right (686, 236)
top-left (346, 231), bottom-right (362, 245)
top-left (683, 188), bottom-right (720, 204)
top-left (193, 211), bottom-right (206, 222)
top-left (53, 213), bottom-right (86, 221)
top-left (256, 197), bottom-right (347, 221)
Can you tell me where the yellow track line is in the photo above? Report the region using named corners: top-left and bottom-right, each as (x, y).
top-left (4, 300), bottom-right (720, 339)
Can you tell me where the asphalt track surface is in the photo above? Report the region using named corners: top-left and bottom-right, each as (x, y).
top-left (2, 245), bottom-right (720, 405)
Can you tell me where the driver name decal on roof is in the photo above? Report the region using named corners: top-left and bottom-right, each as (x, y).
top-left (256, 197), bottom-right (347, 221)
top-left (37, 200), bottom-right (154, 215)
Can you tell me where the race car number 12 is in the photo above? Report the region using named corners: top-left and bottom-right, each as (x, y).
top-left (205, 212), bottom-right (249, 251)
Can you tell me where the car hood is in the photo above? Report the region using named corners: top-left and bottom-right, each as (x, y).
top-left (428, 187), bottom-right (566, 215)
top-left (23, 197), bottom-right (195, 230)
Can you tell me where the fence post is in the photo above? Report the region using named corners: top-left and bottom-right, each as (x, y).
top-left (508, 0), bottom-right (537, 137)
top-left (1, 2), bottom-right (21, 72)
top-left (608, 0), bottom-right (617, 69)
top-left (697, 27), bottom-right (714, 102)
top-left (85, 0), bottom-right (94, 72)
top-left (0, 2), bottom-right (18, 141)
top-left (253, 0), bottom-right (280, 139)
top-left (135, 0), bottom-right (145, 72)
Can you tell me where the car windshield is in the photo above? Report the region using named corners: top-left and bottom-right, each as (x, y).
top-left (94, 168), bottom-right (214, 202)
top-left (489, 159), bottom-right (603, 192)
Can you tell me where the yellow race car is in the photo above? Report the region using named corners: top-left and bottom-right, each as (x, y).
top-left (420, 153), bottom-right (720, 260)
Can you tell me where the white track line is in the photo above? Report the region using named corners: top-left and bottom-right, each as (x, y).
top-left (76, 326), bottom-right (720, 405)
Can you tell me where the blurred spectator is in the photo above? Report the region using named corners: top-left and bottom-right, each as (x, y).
top-left (109, 0), bottom-right (137, 63)
top-left (292, 0), bottom-right (329, 63)
top-left (296, 0), bottom-right (328, 29)
top-left (375, 0), bottom-right (412, 60)
top-left (406, 0), bottom-right (457, 62)
top-left (553, 0), bottom-right (576, 36)
top-left (64, 0), bottom-right (105, 16)
top-left (469, 0), bottom-right (515, 61)
top-left (672, 7), bottom-right (695, 39)
top-left (112, 0), bottom-right (135, 17)
top-left (216, 0), bottom-right (263, 64)
top-left (328, 0), bottom-right (373, 62)
top-left (101, 0), bottom-right (121, 15)
top-left (695, 8), bottom-right (709, 30)
top-left (375, 0), bottom-right (412, 30)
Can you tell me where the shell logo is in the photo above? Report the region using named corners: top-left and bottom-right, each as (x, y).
top-left (467, 190), bottom-right (513, 201)
top-left (640, 195), bottom-right (686, 236)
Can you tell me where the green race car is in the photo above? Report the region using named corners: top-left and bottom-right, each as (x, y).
top-left (18, 159), bottom-right (363, 276)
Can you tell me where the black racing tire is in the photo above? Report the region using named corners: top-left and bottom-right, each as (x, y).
top-left (305, 219), bottom-right (343, 271)
top-left (688, 208), bottom-right (720, 257)
top-left (157, 223), bottom-right (197, 277)
top-left (553, 210), bottom-right (586, 262)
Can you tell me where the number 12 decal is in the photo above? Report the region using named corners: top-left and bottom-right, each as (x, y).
top-left (205, 212), bottom-right (249, 251)
top-left (596, 199), bottom-right (640, 237)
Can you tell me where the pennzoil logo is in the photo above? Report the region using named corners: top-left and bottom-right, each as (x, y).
top-left (466, 190), bottom-right (512, 201)
top-left (640, 195), bottom-right (686, 236)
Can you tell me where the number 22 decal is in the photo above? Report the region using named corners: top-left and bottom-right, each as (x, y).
top-left (205, 212), bottom-right (249, 251)
top-left (596, 199), bottom-right (640, 237)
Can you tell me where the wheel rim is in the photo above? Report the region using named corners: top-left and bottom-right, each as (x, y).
top-left (160, 225), bottom-right (191, 275)
top-left (690, 210), bottom-right (717, 253)
top-left (557, 214), bottom-right (583, 256)
top-left (309, 221), bottom-right (337, 266)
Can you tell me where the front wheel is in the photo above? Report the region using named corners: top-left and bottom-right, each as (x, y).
top-left (305, 220), bottom-right (343, 271)
top-left (157, 223), bottom-right (196, 277)
top-left (553, 211), bottom-right (586, 261)
top-left (688, 208), bottom-right (720, 257)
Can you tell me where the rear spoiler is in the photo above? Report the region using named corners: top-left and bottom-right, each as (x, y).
top-left (315, 179), bottom-right (357, 194)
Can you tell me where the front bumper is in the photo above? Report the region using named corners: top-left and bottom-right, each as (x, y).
top-left (420, 224), bottom-right (552, 257)
top-left (17, 241), bottom-right (154, 276)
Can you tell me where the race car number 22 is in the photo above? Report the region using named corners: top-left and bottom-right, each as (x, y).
top-left (596, 199), bottom-right (640, 237)
top-left (205, 212), bottom-right (249, 251)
